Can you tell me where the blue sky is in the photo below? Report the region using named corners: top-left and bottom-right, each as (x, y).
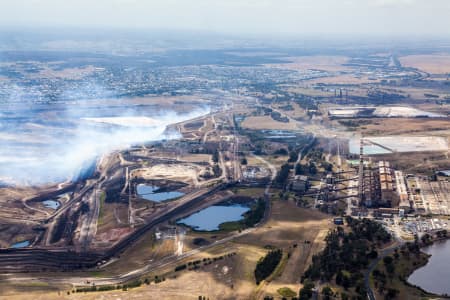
top-left (0, 0), bottom-right (449, 36)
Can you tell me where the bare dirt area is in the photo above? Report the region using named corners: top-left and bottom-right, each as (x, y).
top-left (306, 73), bottom-right (381, 85)
top-left (34, 65), bottom-right (99, 80)
top-left (179, 154), bottom-right (211, 163)
top-left (0, 270), bottom-right (237, 300)
top-left (241, 116), bottom-right (299, 130)
top-left (0, 282), bottom-right (71, 300)
top-left (285, 86), bottom-right (334, 97)
top-left (98, 232), bottom-right (175, 276)
top-left (70, 95), bottom-right (209, 114)
top-left (0, 224), bottom-right (37, 248)
top-left (376, 151), bottom-right (450, 175)
top-left (341, 118), bottom-right (450, 135)
top-left (133, 164), bottom-right (204, 186)
top-left (273, 102), bottom-right (308, 120)
top-left (399, 54), bottom-right (450, 74)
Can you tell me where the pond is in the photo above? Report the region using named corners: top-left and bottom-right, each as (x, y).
top-left (137, 184), bottom-right (185, 202)
top-left (43, 200), bottom-right (60, 210)
top-left (11, 240), bottom-right (30, 248)
top-left (408, 239), bottom-right (450, 295)
top-left (177, 204), bottom-right (250, 231)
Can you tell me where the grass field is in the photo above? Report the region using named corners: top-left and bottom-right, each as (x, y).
top-left (269, 55), bottom-right (351, 72)
top-left (241, 115), bottom-right (299, 130)
top-left (235, 199), bottom-right (332, 299)
top-left (399, 54), bottom-right (450, 74)
top-left (339, 118), bottom-right (450, 136)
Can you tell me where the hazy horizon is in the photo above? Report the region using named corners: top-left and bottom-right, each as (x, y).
top-left (0, 0), bottom-right (449, 38)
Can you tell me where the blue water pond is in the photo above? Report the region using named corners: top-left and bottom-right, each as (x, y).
top-left (177, 204), bottom-right (250, 231)
top-left (137, 184), bottom-right (185, 202)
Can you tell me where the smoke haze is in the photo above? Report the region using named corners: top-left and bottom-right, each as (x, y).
top-left (0, 98), bottom-right (209, 185)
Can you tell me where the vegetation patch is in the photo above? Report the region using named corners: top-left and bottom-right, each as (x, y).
top-left (97, 191), bottom-right (106, 225)
top-left (302, 217), bottom-right (391, 298)
top-left (372, 239), bottom-right (444, 299)
top-left (201, 197), bottom-right (266, 232)
top-left (254, 249), bottom-right (283, 284)
top-left (277, 286), bottom-right (297, 298)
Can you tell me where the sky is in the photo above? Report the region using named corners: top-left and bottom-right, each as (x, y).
top-left (0, 0), bottom-right (449, 37)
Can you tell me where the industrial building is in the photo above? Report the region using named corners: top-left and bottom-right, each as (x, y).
top-left (291, 175), bottom-right (309, 193)
top-left (395, 170), bottom-right (410, 211)
top-left (379, 161), bottom-right (395, 206)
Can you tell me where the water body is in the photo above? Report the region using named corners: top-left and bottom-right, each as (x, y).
top-left (11, 240), bottom-right (30, 248)
top-left (43, 200), bottom-right (60, 210)
top-left (408, 239), bottom-right (450, 295)
top-left (348, 139), bottom-right (392, 155)
top-left (137, 184), bottom-right (185, 202)
top-left (177, 204), bottom-right (250, 231)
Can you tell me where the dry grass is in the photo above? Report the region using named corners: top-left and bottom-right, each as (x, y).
top-left (179, 154), bottom-right (211, 163)
top-left (235, 200), bottom-right (332, 299)
top-left (35, 65), bottom-right (98, 80)
top-left (399, 54), bottom-right (450, 74)
top-left (285, 86), bottom-right (333, 97)
top-left (269, 56), bottom-right (351, 72)
top-left (241, 116), bottom-right (299, 130)
top-left (1, 199), bottom-right (331, 300)
top-left (274, 102), bottom-right (307, 120)
top-left (99, 234), bottom-right (175, 275)
top-left (339, 118), bottom-right (450, 136)
top-left (306, 74), bottom-right (381, 85)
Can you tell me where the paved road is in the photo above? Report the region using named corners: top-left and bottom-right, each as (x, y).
top-left (250, 153), bottom-right (277, 225)
top-left (364, 242), bottom-right (403, 300)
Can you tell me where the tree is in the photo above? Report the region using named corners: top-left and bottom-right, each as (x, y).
top-left (254, 249), bottom-right (282, 284)
top-left (308, 161), bottom-right (317, 175)
top-left (295, 163), bottom-right (304, 175)
top-left (288, 151), bottom-right (299, 163)
top-left (299, 280), bottom-right (314, 300)
top-left (385, 288), bottom-right (399, 300)
top-left (212, 150), bottom-right (219, 163)
top-left (303, 217), bottom-right (392, 289)
top-left (383, 256), bottom-right (393, 265)
top-left (321, 286), bottom-right (333, 300)
top-left (274, 148), bottom-right (288, 155)
top-left (368, 249), bottom-right (378, 259)
top-left (275, 164), bottom-right (291, 186)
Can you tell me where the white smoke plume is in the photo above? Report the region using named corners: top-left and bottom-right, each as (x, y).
top-left (0, 92), bottom-right (210, 186)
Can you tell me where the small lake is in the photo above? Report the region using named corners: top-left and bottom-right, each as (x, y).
top-left (137, 184), bottom-right (185, 202)
top-left (43, 200), bottom-right (60, 210)
top-left (11, 240), bottom-right (30, 248)
top-left (408, 239), bottom-right (450, 295)
top-left (177, 204), bottom-right (250, 231)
